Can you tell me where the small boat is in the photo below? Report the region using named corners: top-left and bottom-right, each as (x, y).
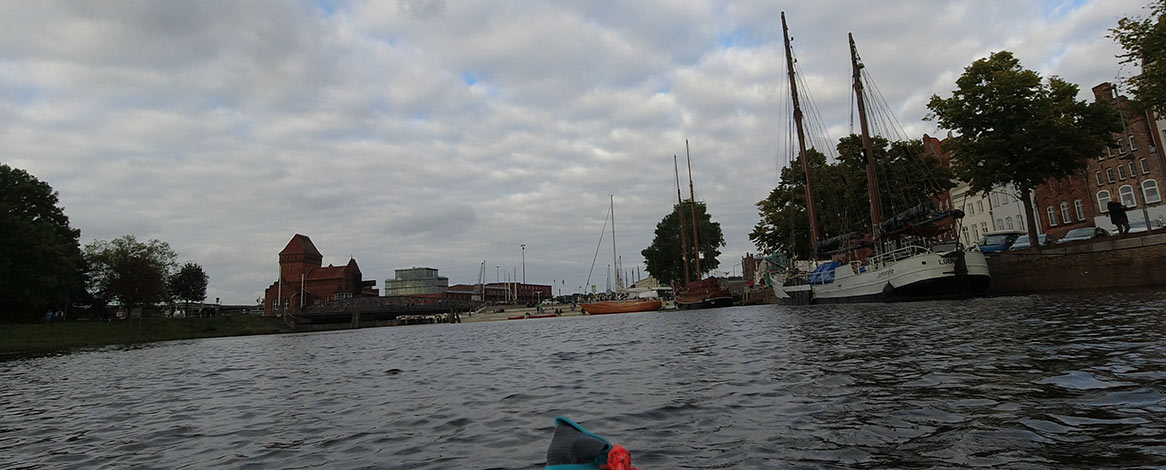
top-left (581, 298), bottom-right (661, 315)
top-left (671, 142), bottom-right (735, 310)
top-left (674, 277), bottom-right (733, 309)
top-left (579, 196), bottom-right (663, 316)
top-left (507, 313), bottom-right (558, 320)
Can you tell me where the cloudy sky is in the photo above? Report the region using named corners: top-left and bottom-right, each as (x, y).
top-left (1, 0), bottom-right (1148, 303)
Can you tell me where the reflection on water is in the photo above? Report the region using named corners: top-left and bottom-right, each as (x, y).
top-left (2, 290), bottom-right (1164, 468)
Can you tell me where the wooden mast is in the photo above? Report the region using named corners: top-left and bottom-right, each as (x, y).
top-left (782, 12), bottom-right (820, 256)
top-left (686, 140), bottom-right (702, 277)
top-left (674, 155), bottom-right (691, 283)
top-left (850, 33), bottom-right (883, 240)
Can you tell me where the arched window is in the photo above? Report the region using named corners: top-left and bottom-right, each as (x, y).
top-left (1047, 206), bottom-right (1057, 226)
top-left (1119, 185), bottom-right (1136, 206)
top-left (1143, 179), bottom-right (1161, 204)
top-left (996, 218), bottom-right (1003, 230)
top-left (1074, 199), bottom-right (1084, 221)
top-left (1060, 202), bottom-right (1071, 224)
top-left (1098, 190), bottom-right (1111, 211)
top-left (1006, 216), bottom-right (1014, 229)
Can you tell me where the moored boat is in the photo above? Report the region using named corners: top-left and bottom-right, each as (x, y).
top-left (766, 14), bottom-right (989, 305)
top-left (581, 298), bottom-right (661, 315)
top-left (674, 277), bottom-right (732, 309)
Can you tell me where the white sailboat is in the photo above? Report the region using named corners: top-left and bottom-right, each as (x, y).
top-left (770, 13), bottom-right (990, 304)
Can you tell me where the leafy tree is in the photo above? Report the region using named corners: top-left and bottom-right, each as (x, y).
top-left (169, 262), bottom-right (208, 314)
top-left (85, 236), bottom-right (177, 317)
top-left (642, 201), bottom-right (725, 285)
top-left (750, 138), bottom-right (952, 259)
top-left (1110, 0), bottom-right (1166, 111)
top-left (926, 51), bottom-right (1119, 247)
top-left (0, 164), bottom-right (85, 323)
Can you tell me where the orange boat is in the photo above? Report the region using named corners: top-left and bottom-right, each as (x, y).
top-left (581, 298), bottom-right (661, 315)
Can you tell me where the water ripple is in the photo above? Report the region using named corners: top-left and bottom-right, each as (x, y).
top-left (1, 290), bottom-right (1164, 468)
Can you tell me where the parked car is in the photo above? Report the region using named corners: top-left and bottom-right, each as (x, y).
top-left (977, 230), bottom-right (1026, 254)
top-left (1057, 226), bottom-right (1111, 243)
top-left (1008, 233), bottom-right (1057, 251)
top-left (1127, 219), bottom-right (1165, 234)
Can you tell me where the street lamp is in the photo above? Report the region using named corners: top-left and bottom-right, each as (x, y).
top-left (496, 265), bottom-right (500, 283)
top-left (520, 244), bottom-right (526, 284)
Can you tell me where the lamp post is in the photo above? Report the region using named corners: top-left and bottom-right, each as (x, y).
top-left (496, 265), bottom-right (500, 283)
top-left (520, 244), bottom-right (526, 284)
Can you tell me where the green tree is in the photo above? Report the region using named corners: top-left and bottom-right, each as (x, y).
top-left (1110, 0), bottom-right (1166, 111)
top-left (169, 262), bottom-right (208, 314)
top-left (926, 51), bottom-right (1119, 247)
top-left (642, 201), bottom-right (725, 285)
top-left (85, 236), bottom-right (177, 317)
top-left (750, 138), bottom-right (952, 259)
top-left (0, 164), bottom-right (85, 323)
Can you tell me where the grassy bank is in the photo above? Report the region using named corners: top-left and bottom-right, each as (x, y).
top-left (0, 316), bottom-right (291, 356)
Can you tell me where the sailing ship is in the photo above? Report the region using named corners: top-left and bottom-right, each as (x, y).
top-left (673, 144), bottom-right (734, 310)
top-left (769, 13), bottom-right (990, 304)
top-left (581, 196), bottom-right (663, 315)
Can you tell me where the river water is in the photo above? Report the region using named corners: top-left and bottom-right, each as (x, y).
top-left (2, 291), bottom-right (1164, 469)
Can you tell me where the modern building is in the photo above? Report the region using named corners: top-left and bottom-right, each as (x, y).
top-left (263, 234), bottom-right (378, 316)
top-left (384, 267), bottom-right (449, 296)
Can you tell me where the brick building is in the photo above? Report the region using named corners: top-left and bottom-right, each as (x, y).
top-left (263, 234), bottom-right (378, 316)
top-left (1035, 83), bottom-right (1165, 236)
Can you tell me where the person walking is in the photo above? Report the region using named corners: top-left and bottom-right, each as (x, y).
top-left (1108, 198), bottom-right (1130, 235)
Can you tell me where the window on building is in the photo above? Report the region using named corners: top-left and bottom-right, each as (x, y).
top-left (977, 200), bottom-right (984, 212)
top-left (337, 292), bottom-right (352, 300)
top-left (1118, 139), bottom-right (1127, 154)
top-left (990, 193), bottom-right (998, 207)
top-left (1129, 162), bottom-right (1136, 178)
top-left (1143, 179), bottom-right (1161, 204)
top-left (1098, 190), bottom-right (1111, 212)
top-left (996, 218), bottom-right (1003, 230)
top-left (971, 226), bottom-right (980, 242)
top-left (1107, 168), bottom-right (1115, 183)
top-left (1141, 158), bottom-right (1151, 174)
top-left (1096, 171), bottom-right (1104, 185)
top-left (1006, 216), bottom-right (1015, 229)
top-left (1129, 135), bottom-right (1137, 151)
top-left (1119, 185), bottom-right (1136, 206)
top-left (1074, 199), bottom-right (1085, 221)
top-left (1119, 165), bottom-right (1128, 180)
top-left (1047, 206), bottom-right (1057, 226)
top-left (1060, 202), bottom-right (1071, 224)
top-left (962, 227), bottom-right (970, 244)
top-left (981, 221), bottom-right (988, 235)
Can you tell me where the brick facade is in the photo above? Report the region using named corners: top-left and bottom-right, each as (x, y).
top-left (263, 234), bottom-right (378, 316)
top-left (1036, 83), bottom-right (1166, 236)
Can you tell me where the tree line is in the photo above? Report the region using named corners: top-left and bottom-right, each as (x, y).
top-left (0, 164), bottom-right (208, 323)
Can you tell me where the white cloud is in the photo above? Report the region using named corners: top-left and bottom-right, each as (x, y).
top-left (0, 0), bottom-right (1146, 302)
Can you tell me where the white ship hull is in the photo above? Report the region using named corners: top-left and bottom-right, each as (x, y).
top-left (771, 247), bottom-right (989, 305)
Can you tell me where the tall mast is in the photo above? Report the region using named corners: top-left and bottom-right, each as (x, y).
top-left (850, 33), bottom-right (883, 238)
top-left (610, 195), bottom-right (621, 291)
top-left (782, 12), bottom-right (820, 256)
top-left (686, 140), bottom-right (702, 277)
top-left (674, 155), bottom-right (691, 283)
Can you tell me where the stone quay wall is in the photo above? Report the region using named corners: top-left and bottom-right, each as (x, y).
top-left (987, 232), bottom-right (1166, 294)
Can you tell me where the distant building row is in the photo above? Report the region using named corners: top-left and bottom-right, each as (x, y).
top-left (263, 235), bottom-right (550, 316)
top-left (924, 82), bottom-right (1165, 245)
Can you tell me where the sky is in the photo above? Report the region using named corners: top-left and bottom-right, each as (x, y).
top-left (0, 0), bottom-right (1150, 304)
